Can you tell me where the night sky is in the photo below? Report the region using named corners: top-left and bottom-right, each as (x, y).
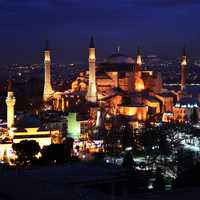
top-left (0, 0), bottom-right (200, 64)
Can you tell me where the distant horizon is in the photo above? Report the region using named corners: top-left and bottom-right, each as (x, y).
top-left (0, 43), bottom-right (200, 65)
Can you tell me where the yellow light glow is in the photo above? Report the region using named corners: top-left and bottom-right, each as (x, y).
top-left (8, 128), bottom-right (15, 138)
top-left (45, 51), bottom-right (51, 62)
top-left (138, 113), bottom-right (142, 121)
top-left (135, 77), bottom-right (144, 92)
top-left (181, 60), bottom-right (187, 66)
top-left (181, 56), bottom-right (187, 66)
top-left (136, 55), bottom-right (142, 65)
top-left (89, 48), bottom-right (95, 60)
top-left (106, 113), bottom-right (110, 119)
top-left (118, 106), bottom-right (148, 121)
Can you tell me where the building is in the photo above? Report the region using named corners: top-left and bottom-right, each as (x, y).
top-left (173, 97), bottom-right (199, 122)
top-left (67, 112), bottom-right (89, 140)
top-left (0, 83), bottom-right (57, 162)
top-left (13, 115), bottom-right (52, 148)
top-left (69, 41), bottom-right (164, 124)
top-left (41, 38), bottom-right (199, 128)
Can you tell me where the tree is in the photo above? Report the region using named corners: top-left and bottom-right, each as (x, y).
top-left (173, 162), bottom-right (200, 188)
top-left (140, 126), bottom-right (160, 156)
top-left (122, 151), bottom-right (135, 169)
top-left (176, 149), bottom-right (195, 176)
top-left (65, 137), bottom-right (74, 160)
top-left (41, 138), bottom-right (74, 164)
top-left (12, 140), bottom-right (40, 166)
top-left (103, 116), bottom-right (123, 154)
top-left (153, 167), bottom-right (165, 191)
top-left (190, 108), bottom-right (199, 124)
top-left (41, 144), bottom-right (66, 164)
top-left (121, 123), bottom-right (134, 150)
top-left (140, 124), bottom-right (174, 170)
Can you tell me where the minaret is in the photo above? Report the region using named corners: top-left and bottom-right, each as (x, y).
top-left (135, 47), bottom-right (142, 72)
top-left (43, 40), bottom-right (54, 102)
top-left (128, 47), bottom-right (143, 93)
top-left (86, 37), bottom-right (97, 103)
top-left (6, 80), bottom-right (16, 129)
top-left (180, 48), bottom-right (188, 91)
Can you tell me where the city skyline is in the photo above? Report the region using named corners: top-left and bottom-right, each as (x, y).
top-left (1, 1), bottom-right (200, 197)
top-left (0, 0), bottom-right (200, 64)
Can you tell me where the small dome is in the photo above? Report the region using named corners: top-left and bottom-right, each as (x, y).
top-left (105, 53), bottom-right (134, 65)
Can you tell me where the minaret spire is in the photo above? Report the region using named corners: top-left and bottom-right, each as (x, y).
top-left (135, 46), bottom-right (142, 70)
top-left (137, 46), bottom-right (141, 56)
top-left (117, 46), bottom-right (120, 53)
top-left (8, 79), bottom-right (13, 92)
top-left (89, 36), bottom-right (95, 48)
top-left (182, 46), bottom-right (186, 57)
top-left (180, 47), bottom-right (188, 91)
top-left (45, 40), bottom-right (49, 51)
top-left (86, 36), bottom-right (97, 103)
top-left (43, 40), bottom-right (54, 102)
top-left (128, 47), bottom-right (144, 93)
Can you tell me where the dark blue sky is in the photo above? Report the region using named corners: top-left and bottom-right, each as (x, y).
top-left (0, 0), bottom-right (200, 64)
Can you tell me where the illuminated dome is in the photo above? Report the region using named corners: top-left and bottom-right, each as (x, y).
top-left (100, 53), bottom-right (135, 72)
top-left (105, 53), bottom-right (134, 65)
top-left (135, 77), bottom-right (145, 92)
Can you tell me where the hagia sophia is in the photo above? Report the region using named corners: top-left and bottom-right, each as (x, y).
top-left (43, 37), bottom-right (198, 127)
top-left (0, 37), bottom-right (199, 163)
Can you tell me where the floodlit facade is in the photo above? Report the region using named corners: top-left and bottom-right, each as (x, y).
top-left (67, 113), bottom-right (81, 140)
top-left (41, 38), bottom-right (199, 125)
top-left (13, 128), bottom-right (51, 148)
top-left (173, 97), bottom-right (199, 122)
top-left (67, 112), bottom-right (89, 140)
top-left (118, 105), bottom-right (148, 121)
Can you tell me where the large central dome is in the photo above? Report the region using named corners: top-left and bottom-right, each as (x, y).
top-left (105, 53), bottom-right (134, 65)
top-left (99, 53), bottom-right (135, 72)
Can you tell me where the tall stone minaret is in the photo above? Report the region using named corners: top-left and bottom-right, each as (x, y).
top-left (180, 48), bottom-right (188, 91)
top-left (43, 40), bottom-right (54, 102)
top-left (128, 47), bottom-right (143, 93)
top-left (6, 80), bottom-right (16, 129)
top-left (86, 37), bottom-right (97, 103)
